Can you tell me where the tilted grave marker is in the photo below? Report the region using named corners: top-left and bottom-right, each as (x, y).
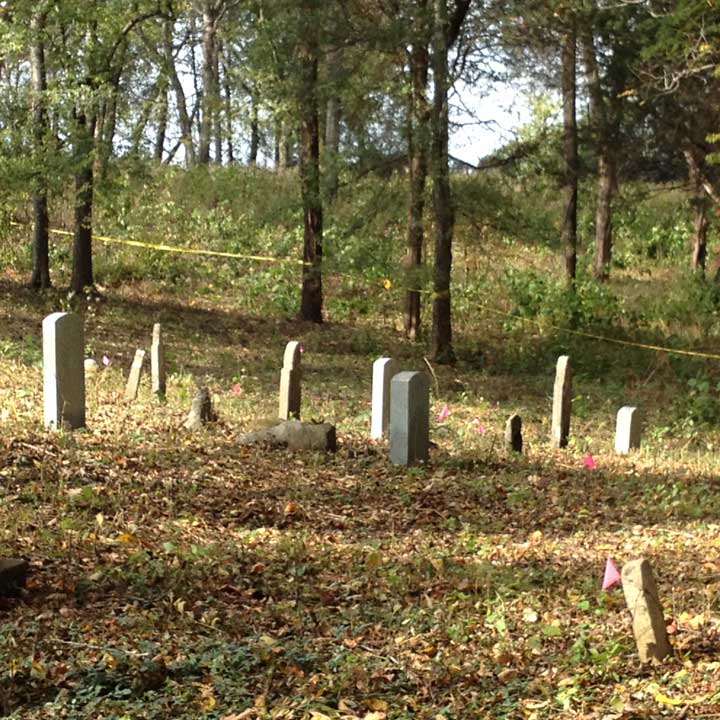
top-left (621, 558), bottom-right (672, 664)
top-left (125, 349), bottom-right (146, 401)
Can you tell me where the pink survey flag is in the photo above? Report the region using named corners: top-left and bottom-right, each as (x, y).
top-left (438, 403), bottom-right (450, 421)
top-left (231, 383), bottom-right (242, 394)
top-left (101, 354), bottom-right (112, 367)
top-left (583, 454), bottom-right (597, 469)
top-left (471, 418), bottom-right (487, 434)
top-left (602, 557), bottom-right (621, 590)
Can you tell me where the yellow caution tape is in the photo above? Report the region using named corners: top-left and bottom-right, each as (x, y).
top-left (8, 219), bottom-right (720, 360)
top-left (481, 304), bottom-right (720, 361)
top-left (8, 221), bottom-right (308, 265)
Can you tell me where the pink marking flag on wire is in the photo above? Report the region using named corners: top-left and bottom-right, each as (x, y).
top-left (583, 454), bottom-right (597, 470)
top-left (602, 557), bottom-right (621, 590)
top-left (437, 403), bottom-right (450, 421)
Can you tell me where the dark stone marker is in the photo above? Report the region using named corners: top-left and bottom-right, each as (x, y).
top-left (0, 558), bottom-right (29, 596)
top-left (389, 371), bottom-right (429, 466)
top-left (505, 414), bottom-right (522, 453)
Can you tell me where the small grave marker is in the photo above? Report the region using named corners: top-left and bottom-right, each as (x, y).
top-left (615, 406), bottom-right (641, 455)
top-left (621, 558), bottom-right (672, 664)
top-left (389, 371), bottom-right (429, 466)
top-left (151, 323), bottom-right (166, 398)
top-left (124, 349), bottom-right (146, 401)
top-left (279, 341), bottom-right (302, 420)
top-left (371, 357), bottom-right (396, 439)
top-left (550, 355), bottom-right (571, 448)
top-left (505, 414), bottom-right (522, 453)
top-left (43, 312), bottom-right (85, 430)
top-left (185, 387), bottom-right (215, 430)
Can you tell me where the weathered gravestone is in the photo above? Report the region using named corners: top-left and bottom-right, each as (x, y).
top-left (615, 406), bottom-right (641, 455)
top-left (550, 355), bottom-right (571, 448)
top-left (43, 312), bottom-right (85, 430)
top-left (505, 414), bottom-right (523, 453)
top-left (151, 323), bottom-right (166, 398)
top-left (371, 357), bottom-right (397, 440)
top-left (124, 349), bottom-right (146, 401)
top-left (389, 371), bottom-right (429, 466)
top-left (0, 558), bottom-right (28, 597)
top-left (238, 420), bottom-right (337, 452)
top-left (279, 341), bottom-right (301, 420)
top-left (621, 558), bottom-right (672, 664)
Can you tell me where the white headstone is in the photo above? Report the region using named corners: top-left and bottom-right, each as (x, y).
top-left (279, 341), bottom-right (302, 420)
top-left (371, 357), bottom-right (397, 439)
top-left (43, 312), bottom-right (85, 430)
top-left (615, 406), bottom-right (641, 454)
top-left (389, 371), bottom-right (429, 466)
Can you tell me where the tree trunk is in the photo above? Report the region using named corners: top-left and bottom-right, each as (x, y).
top-left (685, 144), bottom-right (709, 273)
top-left (278, 118), bottom-right (290, 170)
top-left (163, 20), bottom-right (195, 167)
top-left (221, 55), bottom-right (234, 162)
top-left (298, 1), bottom-right (323, 323)
top-left (249, 92), bottom-right (259, 165)
top-left (95, 43), bottom-right (127, 181)
top-left (198, 5), bottom-right (219, 164)
top-left (323, 45), bottom-right (343, 201)
top-left (213, 40), bottom-right (222, 163)
top-left (154, 77), bottom-right (168, 162)
top-left (404, 27), bottom-right (430, 341)
top-left (582, 26), bottom-right (616, 281)
top-left (561, 23), bottom-right (578, 286)
top-left (430, 0), bottom-right (454, 363)
top-left (70, 110), bottom-right (97, 294)
top-left (29, 6), bottom-right (51, 289)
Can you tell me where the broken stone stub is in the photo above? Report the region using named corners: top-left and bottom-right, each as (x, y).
top-left (0, 558), bottom-right (29, 597)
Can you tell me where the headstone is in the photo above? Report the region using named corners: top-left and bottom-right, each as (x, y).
top-left (550, 355), bottom-right (571, 448)
top-left (278, 341), bottom-right (302, 420)
top-left (0, 558), bottom-right (29, 596)
top-left (505, 414), bottom-right (523, 453)
top-left (185, 387), bottom-right (215, 430)
top-left (389, 371), bottom-right (429, 466)
top-left (371, 357), bottom-right (397, 439)
top-left (124, 349), bottom-right (146, 401)
top-left (151, 323), bottom-right (166, 398)
top-left (43, 312), bottom-right (85, 430)
top-left (621, 558), bottom-right (672, 663)
top-left (84, 358), bottom-right (99, 373)
top-left (615, 406), bottom-right (641, 454)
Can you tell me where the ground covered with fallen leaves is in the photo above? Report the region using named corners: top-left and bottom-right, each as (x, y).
top-left (2, 276), bottom-right (720, 720)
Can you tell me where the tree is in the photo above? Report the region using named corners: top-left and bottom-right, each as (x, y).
top-left (430, 0), bottom-right (471, 362)
top-left (296, 0), bottom-right (323, 322)
top-left (560, 14), bottom-right (578, 286)
top-left (29, 2), bottom-right (51, 289)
